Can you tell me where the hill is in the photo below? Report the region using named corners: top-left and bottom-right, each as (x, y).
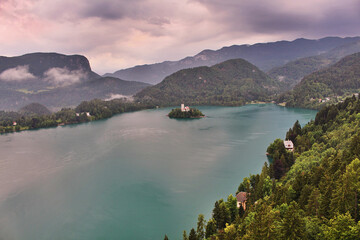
top-left (135, 59), bottom-right (280, 106)
top-left (31, 77), bottom-right (151, 108)
top-left (105, 36), bottom-right (360, 84)
top-left (0, 76), bottom-right (150, 111)
top-left (0, 52), bottom-right (99, 91)
top-left (0, 53), bottom-right (150, 111)
top-left (19, 103), bottom-right (51, 116)
top-left (178, 96), bottom-right (360, 240)
top-left (268, 40), bottom-right (360, 89)
top-left (278, 52), bottom-right (360, 109)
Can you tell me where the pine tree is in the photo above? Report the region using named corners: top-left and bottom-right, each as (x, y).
top-left (226, 194), bottom-right (238, 222)
top-left (183, 230), bottom-right (188, 240)
top-left (330, 158), bottom-right (360, 220)
top-left (189, 228), bottom-right (197, 240)
top-left (279, 202), bottom-right (306, 240)
top-left (205, 218), bottom-right (217, 239)
top-left (306, 188), bottom-right (321, 217)
top-left (245, 201), bottom-right (279, 239)
top-left (196, 214), bottom-right (205, 240)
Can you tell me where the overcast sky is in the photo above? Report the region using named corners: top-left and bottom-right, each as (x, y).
top-left (1, 0), bottom-right (359, 74)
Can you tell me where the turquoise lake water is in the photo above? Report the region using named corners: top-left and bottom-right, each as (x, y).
top-left (0, 104), bottom-right (317, 239)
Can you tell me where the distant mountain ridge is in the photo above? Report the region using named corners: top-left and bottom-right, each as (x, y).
top-left (135, 58), bottom-right (281, 106)
top-left (268, 40), bottom-right (360, 89)
top-left (105, 36), bottom-right (360, 84)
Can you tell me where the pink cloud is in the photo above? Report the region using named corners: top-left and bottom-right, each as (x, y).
top-left (0, 0), bottom-right (359, 74)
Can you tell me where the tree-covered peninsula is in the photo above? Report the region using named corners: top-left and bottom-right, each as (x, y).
top-left (174, 95), bottom-right (360, 240)
top-left (168, 107), bottom-right (204, 119)
top-left (0, 99), bottom-right (154, 134)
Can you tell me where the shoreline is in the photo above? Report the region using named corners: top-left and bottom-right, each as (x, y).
top-left (0, 102), bottom-right (316, 135)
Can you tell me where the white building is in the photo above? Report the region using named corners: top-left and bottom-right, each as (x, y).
top-left (181, 104), bottom-right (185, 112)
top-left (181, 104), bottom-right (190, 112)
top-left (284, 140), bottom-right (294, 151)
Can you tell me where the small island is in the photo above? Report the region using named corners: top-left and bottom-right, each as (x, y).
top-left (168, 104), bottom-right (204, 119)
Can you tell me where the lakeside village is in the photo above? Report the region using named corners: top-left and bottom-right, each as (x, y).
top-left (312, 93), bottom-right (359, 103)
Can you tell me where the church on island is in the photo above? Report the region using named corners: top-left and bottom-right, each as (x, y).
top-left (181, 104), bottom-right (190, 112)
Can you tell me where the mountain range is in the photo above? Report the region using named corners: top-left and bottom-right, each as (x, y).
top-left (0, 53), bottom-right (150, 110)
top-left (1, 36), bottom-right (360, 111)
top-left (135, 59), bottom-right (280, 106)
top-left (278, 52), bottom-right (360, 109)
top-left (268, 39), bottom-right (360, 89)
top-left (105, 37), bottom-right (360, 84)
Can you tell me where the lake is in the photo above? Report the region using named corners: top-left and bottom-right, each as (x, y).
top-left (0, 104), bottom-right (317, 240)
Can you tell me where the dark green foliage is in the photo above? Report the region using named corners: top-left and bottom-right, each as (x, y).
top-left (180, 96), bottom-right (360, 239)
top-left (19, 103), bottom-right (51, 116)
top-left (212, 199), bottom-right (231, 230)
top-left (164, 234), bottom-right (169, 240)
top-left (268, 40), bottom-right (360, 90)
top-left (135, 59), bottom-right (281, 106)
top-left (188, 228), bottom-right (197, 240)
top-left (205, 219), bottom-right (217, 239)
top-left (278, 202), bottom-right (306, 240)
top-left (0, 99), bottom-right (153, 134)
top-left (168, 108), bottom-right (204, 118)
top-left (279, 52), bottom-right (360, 109)
top-left (238, 205), bottom-right (245, 218)
top-left (196, 214), bottom-right (205, 240)
top-left (267, 139), bottom-right (294, 179)
top-left (226, 195), bottom-right (238, 223)
top-left (286, 120), bottom-right (302, 143)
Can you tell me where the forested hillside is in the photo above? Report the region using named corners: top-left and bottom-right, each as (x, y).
top-left (0, 99), bottom-right (153, 133)
top-left (278, 52), bottom-right (360, 109)
top-left (177, 95), bottom-right (360, 240)
top-left (135, 59), bottom-right (281, 106)
top-left (268, 40), bottom-right (360, 89)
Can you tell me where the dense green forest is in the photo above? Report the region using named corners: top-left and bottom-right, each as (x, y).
top-left (135, 59), bottom-right (282, 106)
top-left (173, 95), bottom-right (360, 240)
top-left (277, 52), bottom-right (360, 109)
top-left (168, 108), bottom-right (204, 118)
top-left (0, 99), bottom-right (153, 134)
top-left (267, 40), bottom-right (360, 90)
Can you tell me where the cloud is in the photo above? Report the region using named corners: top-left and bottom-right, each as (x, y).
top-left (104, 94), bottom-right (133, 101)
top-left (0, 65), bottom-right (36, 81)
top-left (44, 68), bottom-right (87, 87)
top-left (192, 0), bottom-right (360, 36)
top-left (0, 0), bottom-right (359, 74)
